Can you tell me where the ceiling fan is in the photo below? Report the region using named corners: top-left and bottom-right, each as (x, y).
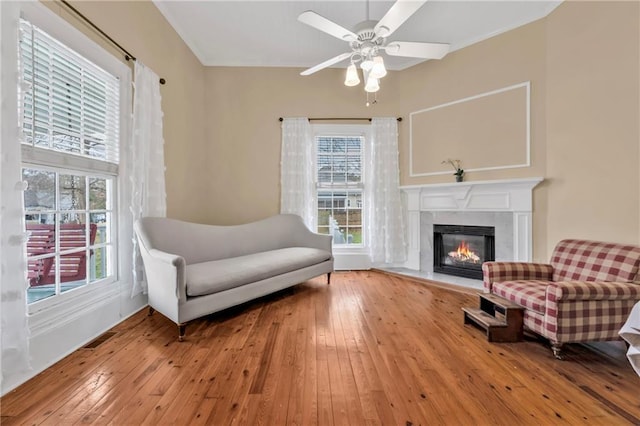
top-left (298, 0), bottom-right (450, 94)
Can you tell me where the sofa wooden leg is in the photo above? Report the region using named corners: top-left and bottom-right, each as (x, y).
top-left (551, 343), bottom-right (564, 360)
top-left (148, 306), bottom-right (155, 316)
top-left (327, 272), bottom-right (331, 285)
top-left (178, 324), bottom-right (186, 341)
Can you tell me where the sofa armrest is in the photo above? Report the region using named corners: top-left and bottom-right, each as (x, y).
top-left (142, 248), bottom-right (187, 302)
top-left (294, 227), bottom-right (333, 254)
top-left (482, 262), bottom-right (553, 293)
top-left (547, 281), bottom-right (640, 302)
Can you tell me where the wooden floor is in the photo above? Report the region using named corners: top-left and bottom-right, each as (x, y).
top-left (2, 271), bottom-right (640, 425)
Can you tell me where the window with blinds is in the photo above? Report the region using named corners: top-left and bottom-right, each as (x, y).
top-left (19, 19), bottom-right (120, 165)
top-left (316, 135), bottom-right (364, 246)
top-left (18, 17), bottom-right (120, 305)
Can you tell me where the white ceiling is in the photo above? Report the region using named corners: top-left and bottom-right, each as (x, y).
top-left (153, 0), bottom-right (562, 71)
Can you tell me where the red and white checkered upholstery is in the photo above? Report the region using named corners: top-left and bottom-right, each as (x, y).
top-left (551, 239), bottom-right (640, 282)
top-left (482, 262), bottom-right (553, 293)
top-left (482, 239), bottom-right (640, 346)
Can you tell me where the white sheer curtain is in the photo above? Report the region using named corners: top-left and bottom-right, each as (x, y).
top-left (129, 62), bottom-right (166, 297)
top-left (365, 118), bottom-right (407, 265)
top-left (1, 0), bottom-right (31, 389)
top-left (280, 118), bottom-right (315, 229)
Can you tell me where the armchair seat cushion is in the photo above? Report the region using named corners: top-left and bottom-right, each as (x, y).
top-left (492, 280), bottom-right (549, 314)
top-left (186, 247), bottom-right (331, 297)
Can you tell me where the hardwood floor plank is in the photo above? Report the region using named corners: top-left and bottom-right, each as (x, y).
top-left (2, 271), bottom-right (639, 425)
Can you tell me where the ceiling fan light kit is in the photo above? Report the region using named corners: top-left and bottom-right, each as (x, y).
top-left (344, 63), bottom-right (361, 87)
top-left (298, 0), bottom-right (450, 104)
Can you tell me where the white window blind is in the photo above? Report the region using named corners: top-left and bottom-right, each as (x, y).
top-left (19, 19), bottom-right (120, 165)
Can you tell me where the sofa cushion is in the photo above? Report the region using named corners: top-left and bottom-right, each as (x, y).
top-left (550, 239), bottom-right (640, 283)
top-left (492, 280), bottom-right (550, 315)
top-left (186, 247), bottom-right (331, 297)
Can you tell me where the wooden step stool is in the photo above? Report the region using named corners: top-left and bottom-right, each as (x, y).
top-left (463, 293), bottom-right (524, 342)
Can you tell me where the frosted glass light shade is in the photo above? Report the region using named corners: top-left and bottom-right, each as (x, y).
top-left (344, 64), bottom-right (360, 86)
top-left (361, 59), bottom-right (374, 71)
top-left (370, 56), bottom-right (387, 79)
top-left (364, 75), bottom-right (380, 93)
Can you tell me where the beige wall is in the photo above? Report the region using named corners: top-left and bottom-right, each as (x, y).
top-left (46, 0), bottom-right (208, 222)
top-left (545, 1), bottom-right (640, 254)
top-left (203, 67), bottom-right (402, 225)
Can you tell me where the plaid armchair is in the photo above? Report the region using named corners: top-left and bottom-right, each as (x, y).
top-left (483, 239), bottom-right (640, 359)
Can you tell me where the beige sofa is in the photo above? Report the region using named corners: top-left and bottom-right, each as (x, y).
top-left (134, 214), bottom-right (333, 340)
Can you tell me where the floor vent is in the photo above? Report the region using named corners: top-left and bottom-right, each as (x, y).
top-left (83, 331), bottom-right (117, 349)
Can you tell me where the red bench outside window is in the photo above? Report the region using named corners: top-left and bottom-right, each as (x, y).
top-left (26, 223), bottom-right (98, 287)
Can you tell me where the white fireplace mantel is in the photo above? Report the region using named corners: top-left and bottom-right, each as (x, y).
top-left (400, 177), bottom-right (543, 270)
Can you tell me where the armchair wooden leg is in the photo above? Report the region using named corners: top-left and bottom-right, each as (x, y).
top-left (327, 272), bottom-right (331, 285)
top-left (178, 323), bottom-right (186, 341)
top-left (148, 306), bottom-right (155, 316)
top-left (551, 343), bottom-right (564, 360)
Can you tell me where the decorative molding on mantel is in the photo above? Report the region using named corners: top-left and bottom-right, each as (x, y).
top-left (400, 177), bottom-right (544, 270)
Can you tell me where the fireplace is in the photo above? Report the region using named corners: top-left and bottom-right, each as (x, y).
top-left (433, 225), bottom-right (495, 280)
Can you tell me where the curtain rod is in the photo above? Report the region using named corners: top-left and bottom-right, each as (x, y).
top-left (60, 0), bottom-right (166, 85)
top-left (278, 117), bottom-right (402, 122)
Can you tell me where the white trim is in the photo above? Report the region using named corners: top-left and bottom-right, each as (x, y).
top-left (409, 81), bottom-right (531, 177)
top-left (28, 280), bottom-right (120, 337)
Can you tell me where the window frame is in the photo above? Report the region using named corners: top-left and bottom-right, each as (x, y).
top-left (312, 124), bottom-right (370, 254)
top-left (19, 2), bottom-right (132, 319)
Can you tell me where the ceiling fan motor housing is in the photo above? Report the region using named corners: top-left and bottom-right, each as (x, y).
top-left (351, 20), bottom-right (385, 56)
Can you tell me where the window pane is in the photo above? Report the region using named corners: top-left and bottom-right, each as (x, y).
top-left (347, 155), bottom-right (361, 182)
top-left (90, 246), bottom-right (108, 282)
top-left (346, 138), bottom-right (361, 152)
top-left (59, 174), bottom-right (86, 210)
top-left (91, 212), bottom-right (109, 244)
top-left (27, 254), bottom-right (56, 304)
top-left (24, 168), bottom-right (55, 210)
top-left (89, 177), bottom-right (107, 209)
top-left (331, 138), bottom-right (346, 153)
top-left (347, 205), bottom-right (362, 226)
top-left (60, 250), bottom-right (88, 292)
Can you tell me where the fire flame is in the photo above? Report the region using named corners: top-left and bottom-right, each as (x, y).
top-left (448, 241), bottom-right (480, 263)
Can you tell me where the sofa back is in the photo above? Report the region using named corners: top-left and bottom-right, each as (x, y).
top-left (135, 214), bottom-right (326, 265)
top-left (550, 239), bottom-right (640, 283)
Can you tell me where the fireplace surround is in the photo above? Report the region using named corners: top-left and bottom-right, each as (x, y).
top-left (400, 178), bottom-right (543, 287)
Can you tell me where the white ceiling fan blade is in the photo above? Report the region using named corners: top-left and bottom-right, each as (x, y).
top-left (300, 52), bottom-right (352, 76)
top-left (385, 41), bottom-right (450, 59)
top-left (298, 11), bottom-right (357, 42)
top-left (374, 0), bottom-right (428, 39)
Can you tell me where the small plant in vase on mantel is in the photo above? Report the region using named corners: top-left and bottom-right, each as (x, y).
top-left (442, 159), bottom-right (464, 182)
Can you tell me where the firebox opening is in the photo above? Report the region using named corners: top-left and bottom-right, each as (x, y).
top-left (433, 225), bottom-right (495, 280)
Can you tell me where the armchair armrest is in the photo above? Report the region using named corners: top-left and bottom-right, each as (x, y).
top-left (482, 262), bottom-right (554, 293)
top-left (547, 281), bottom-right (640, 302)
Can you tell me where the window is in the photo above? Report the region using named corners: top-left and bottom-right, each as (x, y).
top-left (19, 18), bottom-right (121, 304)
top-left (316, 130), bottom-right (366, 246)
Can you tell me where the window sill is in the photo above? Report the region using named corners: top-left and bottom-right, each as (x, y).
top-left (28, 279), bottom-right (122, 337)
